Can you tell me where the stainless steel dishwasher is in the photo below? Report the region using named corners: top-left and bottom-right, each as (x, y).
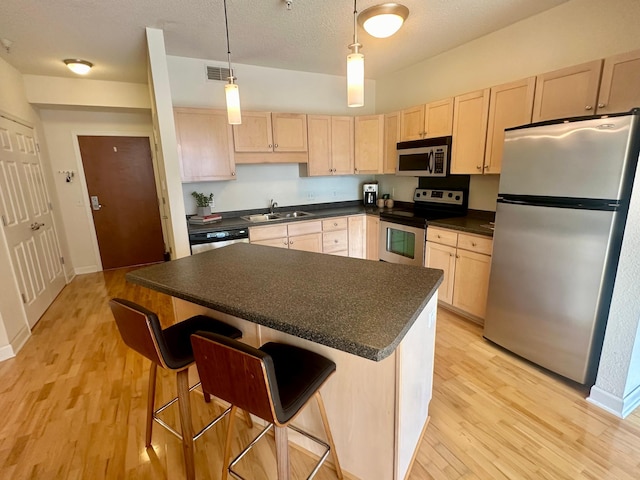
top-left (189, 227), bottom-right (249, 254)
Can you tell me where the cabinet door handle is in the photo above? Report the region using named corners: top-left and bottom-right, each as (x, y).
top-left (231, 172), bottom-right (236, 176)
top-left (476, 165), bottom-right (482, 170)
top-left (289, 240), bottom-right (293, 245)
top-left (437, 234), bottom-right (441, 238)
top-left (274, 144), bottom-right (279, 148)
top-left (284, 241), bottom-right (288, 246)
top-left (269, 144), bottom-right (273, 148)
top-left (585, 105), bottom-right (593, 111)
top-left (598, 103), bottom-right (606, 108)
top-left (334, 239), bottom-right (338, 243)
top-left (456, 255), bottom-right (460, 259)
top-left (472, 242), bottom-right (477, 246)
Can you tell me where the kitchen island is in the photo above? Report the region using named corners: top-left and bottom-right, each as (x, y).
top-left (127, 243), bottom-right (443, 479)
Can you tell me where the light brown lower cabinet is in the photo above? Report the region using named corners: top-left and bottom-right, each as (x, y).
top-left (249, 215), bottom-right (369, 258)
top-left (250, 221), bottom-right (322, 253)
top-left (365, 215), bottom-right (380, 261)
top-left (425, 227), bottom-right (493, 321)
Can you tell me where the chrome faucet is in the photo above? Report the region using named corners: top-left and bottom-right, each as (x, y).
top-left (269, 199), bottom-right (278, 214)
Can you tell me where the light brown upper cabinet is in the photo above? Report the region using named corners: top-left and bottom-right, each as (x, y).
top-left (174, 107), bottom-right (236, 182)
top-left (383, 112), bottom-right (400, 174)
top-left (233, 111), bottom-right (308, 152)
top-left (355, 114), bottom-right (384, 174)
top-left (484, 77), bottom-right (536, 174)
top-left (532, 60), bottom-right (603, 122)
top-left (424, 98), bottom-right (454, 138)
top-left (400, 98), bottom-right (453, 141)
top-left (306, 115), bottom-right (354, 176)
top-left (597, 49), bottom-right (640, 114)
top-left (451, 89), bottom-right (490, 175)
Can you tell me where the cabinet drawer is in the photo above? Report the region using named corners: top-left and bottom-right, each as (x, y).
top-left (322, 217), bottom-right (348, 231)
top-left (287, 220), bottom-right (322, 236)
top-left (427, 227), bottom-right (458, 247)
top-left (323, 230), bottom-right (348, 253)
top-left (252, 237), bottom-right (288, 249)
top-left (457, 233), bottom-right (493, 255)
top-left (250, 224), bottom-right (288, 242)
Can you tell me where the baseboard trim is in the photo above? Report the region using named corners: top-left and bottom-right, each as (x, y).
top-left (74, 265), bottom-right (100, 275)
top-left (0, 325), bottom-right (31, 362)
top-left (587, 384), bottom-right (640, 418)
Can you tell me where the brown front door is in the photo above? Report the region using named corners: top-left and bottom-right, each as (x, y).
top-left (78, 136), bottom-right (165, 270)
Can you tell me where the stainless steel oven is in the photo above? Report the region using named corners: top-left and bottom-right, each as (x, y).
top-left (379, 188), bottom-right (467, 266)
top-left (379, 221), bottom-right (425, 266)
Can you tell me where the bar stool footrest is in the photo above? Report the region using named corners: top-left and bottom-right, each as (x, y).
top-left (228, 423), bottom-right (331, 480)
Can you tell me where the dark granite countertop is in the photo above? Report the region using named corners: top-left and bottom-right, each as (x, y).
top-left (126, 243), bottom-right (443, 362)
top-left (428, 210), bottom-right (496, 237)
top-left (187, 200), bottom-right (384, 234)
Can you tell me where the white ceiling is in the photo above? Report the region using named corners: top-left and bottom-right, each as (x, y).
top-left (0, 0), bottom-right (569, 84)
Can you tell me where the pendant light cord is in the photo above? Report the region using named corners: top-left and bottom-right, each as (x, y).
top-left (353, 0), bottom-right (358, 46)
top-left (223, 0), bottom-right (234, 77)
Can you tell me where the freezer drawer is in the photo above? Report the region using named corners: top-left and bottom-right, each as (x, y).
top-left (483, 202), bottom-right (619, 383)
top-left (500, 115), bottom-right (636, 200)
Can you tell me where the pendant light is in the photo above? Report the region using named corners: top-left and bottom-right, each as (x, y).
top-left (223, 0), bottom-right (241, 124)
top-left (347, 0), bottom-right (364, 108)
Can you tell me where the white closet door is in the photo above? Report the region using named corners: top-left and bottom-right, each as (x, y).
top-left (0, 116), bottom-right (65, 328)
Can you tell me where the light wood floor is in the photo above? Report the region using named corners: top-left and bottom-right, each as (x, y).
top-left (0, 269), bottom-right (639, 479)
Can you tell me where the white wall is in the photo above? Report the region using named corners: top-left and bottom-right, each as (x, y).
top-left (589, 157), bottom-right (640, 417)
top-left (38, 109), bottom-right (153, 273)
top-left (23, 75), bottom-right (151, 110)
top-left (167, 55), bottom-right (379, 211)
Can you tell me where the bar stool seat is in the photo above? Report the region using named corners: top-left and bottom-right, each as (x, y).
top-left (109, 298), bottom-right (244, 480)
top-left (191, 331), bottom-right (343, 480)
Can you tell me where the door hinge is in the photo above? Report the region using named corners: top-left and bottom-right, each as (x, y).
top-left (1, 215), bottom-right (6, 227)
top-left (60, 256), bottom-right (65, 265)
top-left (21, 293), bottom-right (27, 304)
top-left (48, 202), bottom-right (53, 210)
top-left (36, 143), bottom-right (40, 153)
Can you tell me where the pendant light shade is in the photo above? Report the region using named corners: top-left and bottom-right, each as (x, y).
top-left (225, 82), bottom-right (241, 124)
top-left (347, 0), bottom-right (364, 108)
top-left (347, 51), bottom-right (364, 107)
top-left (223, 0), bottom-right (241, 124)
top-left (358, 3), bottom-right (409, 38)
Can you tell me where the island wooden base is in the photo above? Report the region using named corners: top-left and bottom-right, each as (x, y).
top-left (173, 294), bottom-right (438, 480)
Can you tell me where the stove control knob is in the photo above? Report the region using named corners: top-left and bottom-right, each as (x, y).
top-left (448, 192), bottom-right (453, 197)
top-left (455, 195), bottom-right (460, 200)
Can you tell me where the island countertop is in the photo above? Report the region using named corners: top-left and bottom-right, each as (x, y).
top-left (126, 243), bottom-right (443, 361)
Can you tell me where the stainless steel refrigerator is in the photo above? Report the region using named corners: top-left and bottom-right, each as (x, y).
top-left (483, 110), bottom-right (640, 385)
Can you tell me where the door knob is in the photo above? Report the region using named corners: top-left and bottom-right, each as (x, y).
top-left (30, 222), bottom-right (45, 231)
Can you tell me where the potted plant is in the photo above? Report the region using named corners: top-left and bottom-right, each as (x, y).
top-left (192, 191), bottom-right (214, 216)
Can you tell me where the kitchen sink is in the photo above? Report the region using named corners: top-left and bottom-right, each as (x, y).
top-left (276, 211), bottom-right (313, 219)
top-left (241, 213), bottom-right (281, 222)
top-left (241, 211), bottom-right (314, 223)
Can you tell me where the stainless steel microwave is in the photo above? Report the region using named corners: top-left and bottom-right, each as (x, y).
top-left (396, 136), bottom-right (451, 177)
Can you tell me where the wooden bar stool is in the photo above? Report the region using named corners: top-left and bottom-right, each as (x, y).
top-left (191, 331), bottom-right (343, 480)
top-left (109, 298), bottom-right (247, 480)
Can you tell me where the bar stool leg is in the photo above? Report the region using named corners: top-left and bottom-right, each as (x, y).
top-left (316, 391), bottom-right (344, 479)
top-left (274, 425), bottom-right (290, 480)
top-left (222, 405), bottom-right (238, 480)
top-left (145, 363), bottom-right (157, 447)
top-left (176, 368), bottom-right (195, 480)
top-left (243, 410), bottom-right (253, 429)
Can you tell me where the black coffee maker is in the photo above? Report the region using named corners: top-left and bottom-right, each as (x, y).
top-left (363, 182), bottom-right (378, 207)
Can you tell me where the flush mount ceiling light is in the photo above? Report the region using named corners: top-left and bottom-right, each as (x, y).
top-left (347, 0), bottom-right (364, 108)
top-left (358, 3), bottom-right (409, 38)
top-left (63, 59), bottom-right (93, 75)
top-left (223, 0), bottom-right (241, 125)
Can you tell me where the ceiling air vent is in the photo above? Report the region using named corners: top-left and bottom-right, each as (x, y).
top-left (206, 65), bottom-right (231, 82)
